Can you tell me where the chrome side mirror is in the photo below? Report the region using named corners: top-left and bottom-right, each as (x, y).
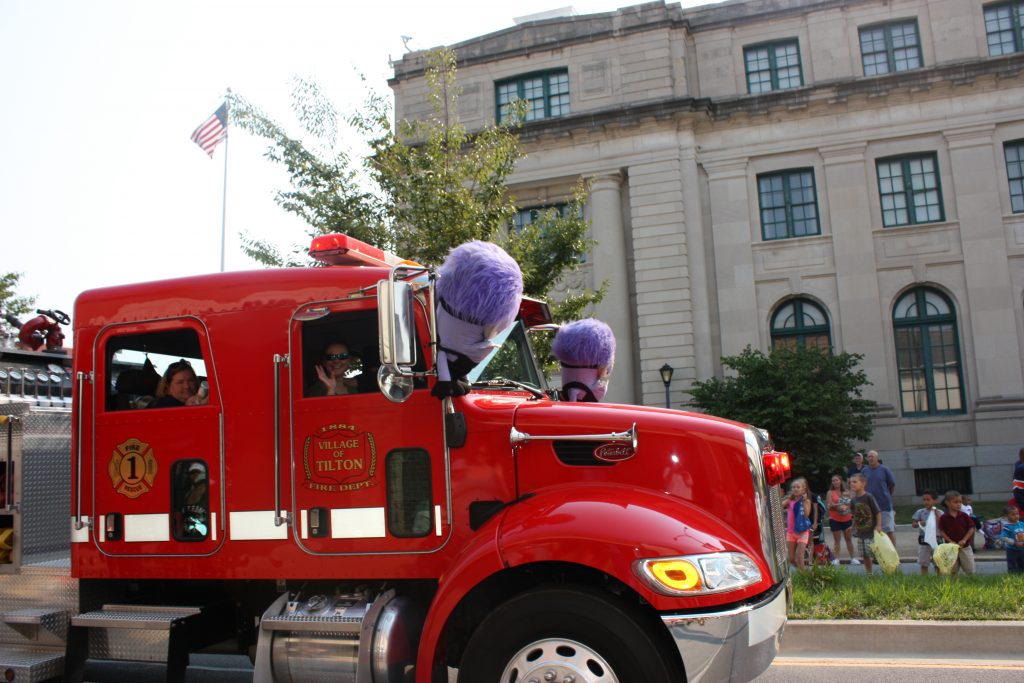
top-left (378, 279), bottom-right (416, 371)
top-left (378, 365), bottom-right (414, 403)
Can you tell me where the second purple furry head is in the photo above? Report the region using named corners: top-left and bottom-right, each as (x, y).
top-left (552, 318), bottom-right (616, 368)
top-left (436, 241), bottom-right (523, 330)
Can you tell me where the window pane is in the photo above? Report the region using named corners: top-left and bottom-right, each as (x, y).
top-left (495, 70), bottom-right (569, 123)
top-left (386, 449), bottom-right (432, 537)
top-left (985, 5), bottom-right (1020, 56)
top-left (771, 299), bottom-right (830, 351)
top-left (893, 288), bottom-right (964, 416)
top-left (878, 155), bottom-right (941, 226)
top-left (1006, 141), bottom-right (1024, 213)
top-left (172, 460), bottom-right (209, 541)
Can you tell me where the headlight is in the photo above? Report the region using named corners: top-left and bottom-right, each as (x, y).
top-left (634, 552), bottom-right (762, 596)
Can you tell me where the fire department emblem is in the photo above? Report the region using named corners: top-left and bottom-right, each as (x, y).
top-left (109, 438), bottom-right (158, 499)
top-left (303, 423), bottom-right (376, 493)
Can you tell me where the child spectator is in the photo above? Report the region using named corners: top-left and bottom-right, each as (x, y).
top-left (937, 490), bottom-right (976, 575)
top-left (960, 494), bottom-right (974, 519)
top-left (826, 474), bottom-right (855, 564)
top-left (998, 504), bottom-right (1024, 574)
top-left (961, 494), bottom-right (982, 550)
top-left (785, 477), bottom-right (813, 572)
top-left (911, 490), bottom-right (943, 574)
top-left (849, 473), bottom-right (880, 572)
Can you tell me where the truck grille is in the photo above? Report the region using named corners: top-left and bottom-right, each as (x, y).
top-left (767, 485), bottom-right (787, 573)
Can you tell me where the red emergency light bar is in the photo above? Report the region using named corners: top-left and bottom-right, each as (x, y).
top-left (762, 450), bottom-right (791, 487)
top-left (308, 233), bottom-right (390, 267)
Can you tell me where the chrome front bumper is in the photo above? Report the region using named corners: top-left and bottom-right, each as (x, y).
top-left (660, 580), bottom-right (789, 683)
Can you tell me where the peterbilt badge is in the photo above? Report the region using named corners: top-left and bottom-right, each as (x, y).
top-left (594, 442), bottom-right (636, 462)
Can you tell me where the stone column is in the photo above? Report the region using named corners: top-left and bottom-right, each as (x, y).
top-left (680, 138), bottom-right (714, 382)
top-left (589, 172), bottom-right (637, 404)
top-left (945, 125), bottom-right (1024, 403)
top-left (820, 142), bottom-right (892, 406)
top-left (702, 158), bottom-right (757, 361)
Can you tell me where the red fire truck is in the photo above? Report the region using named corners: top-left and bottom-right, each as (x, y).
top-left (0, 234), bottom-right (790, 683)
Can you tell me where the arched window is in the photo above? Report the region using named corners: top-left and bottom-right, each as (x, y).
top-left (770, 298), bottom-right (831, 351)
top-left (893, 287), bottom-right (965, 416)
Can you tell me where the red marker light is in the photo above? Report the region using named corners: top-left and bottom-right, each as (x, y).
top-left (308, 233), bottom-right (388, 266)
top-left (763, 451), bottom-right (792, 487)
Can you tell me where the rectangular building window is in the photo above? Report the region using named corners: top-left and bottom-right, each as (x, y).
top-left (1005, 140), bottom-right (1024, 213)
top-left (985, 2), bottom-right (1024, 55)
top-left (496, 70), bottom-right (570, 124)
top-left (876, 154), bottom-right (944, 227)
top-left (757, 169), bottom-right (820, 240)
top-left (914, 467), bottom-right (972, 496)
top-left (512, 203), bottom-right (573, 231)
top-left (859, 21), bottom-right (922, 75)
top-left (744, 40), bottom-right (803, 94)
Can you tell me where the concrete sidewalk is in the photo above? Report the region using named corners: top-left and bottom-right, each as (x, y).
top-left (824, 523), bottom-right (1002, 564)
top-left (785, 524), bottom-right (1021, 662)
top-left (781, 620), bottom-right (1024, 661)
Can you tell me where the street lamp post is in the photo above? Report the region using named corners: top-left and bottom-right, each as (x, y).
top-left (659, 363), bottom-right (674, 409)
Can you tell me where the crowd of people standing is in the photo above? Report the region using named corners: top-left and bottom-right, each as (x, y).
top-left (784, 449), bottom-right (1024, 575)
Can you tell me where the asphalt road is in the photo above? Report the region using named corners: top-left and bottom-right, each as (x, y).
top-left (754, 657), bottom-right (1024, 682)
top-left (93, 654), bottom-right (1024, 683)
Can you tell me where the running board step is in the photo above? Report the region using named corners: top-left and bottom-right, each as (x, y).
top-left (1, 607), bottom-right (68, 645)
top-left (0, 644), bottom-right (64, 683)
top-left (72, 605), bottom-right (202, 633)
top-left (66, 604), bottom-right (234, 683)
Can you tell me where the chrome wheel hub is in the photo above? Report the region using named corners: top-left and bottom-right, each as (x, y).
top-left (500, 638), bottom-right (619, 683)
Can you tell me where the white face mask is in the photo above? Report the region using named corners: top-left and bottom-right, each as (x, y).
top-left (591, 367), bottom-right (611, 401)
top-left (562, 365), bottom-right (612, 402)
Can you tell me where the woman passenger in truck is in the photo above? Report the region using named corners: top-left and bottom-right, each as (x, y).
top-left (153, 360), bottom-right (205, 407)
top-left (307, 341), bottom-right (358, 397)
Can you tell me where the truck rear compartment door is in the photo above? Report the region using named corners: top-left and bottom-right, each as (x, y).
top-left (88, 319), bottom-right (225, 556)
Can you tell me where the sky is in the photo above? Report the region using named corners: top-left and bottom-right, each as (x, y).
top-left (1, 0), bottom-right (706, 326)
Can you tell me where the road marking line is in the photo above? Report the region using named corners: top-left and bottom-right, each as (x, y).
top-left (774, 658), bottom-right (1024, 671)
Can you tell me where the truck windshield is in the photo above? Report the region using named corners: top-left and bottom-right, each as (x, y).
top-left (467, 321), bottom-right (547, 392)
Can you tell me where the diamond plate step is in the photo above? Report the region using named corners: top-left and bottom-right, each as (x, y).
top-left (261, 613), bottom-right (364, 634)
top-left (0, 644), bottom-right (64, 683)
top-left (2, 607), bottom-right (68, 645)
top-left (71, 605), bottom-right (201, 631)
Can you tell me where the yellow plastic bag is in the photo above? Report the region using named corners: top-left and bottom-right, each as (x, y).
top-left (933, 542), bottom-right (960, 575)
top-left (868, 530), bottom-right (900, 574)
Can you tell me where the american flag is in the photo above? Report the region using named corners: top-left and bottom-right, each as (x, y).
top-left (190, 102), bottom-right (228, 157)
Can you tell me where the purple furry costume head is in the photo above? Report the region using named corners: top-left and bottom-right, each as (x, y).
top-left (433, 241), bottom-right (523, 398)
top-left (552, 318), bottom-right (616, 402)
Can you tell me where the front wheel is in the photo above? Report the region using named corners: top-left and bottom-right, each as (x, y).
top-left (457, 585), bottom-right (682, 683)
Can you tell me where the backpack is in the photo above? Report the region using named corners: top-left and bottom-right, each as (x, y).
top-left (811, 494), bottom-right (828, 542)
top-left (812, 542), bottom-right (834, 566)
top-left (793, 499), bottom-right (812, 533)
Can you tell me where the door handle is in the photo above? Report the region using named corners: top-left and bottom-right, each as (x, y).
top-left (273, 354), bottom-right (289, 527)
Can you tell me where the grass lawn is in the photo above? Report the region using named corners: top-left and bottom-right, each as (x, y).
top-left (791, 565), bottom-right (1024, 620)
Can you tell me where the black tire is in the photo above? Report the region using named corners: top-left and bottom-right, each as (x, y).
top-left (457, 585), bottom-right (682, 683)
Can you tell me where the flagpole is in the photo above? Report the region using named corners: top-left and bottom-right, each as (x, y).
top-left (219, 131), bottom-right (229, 272)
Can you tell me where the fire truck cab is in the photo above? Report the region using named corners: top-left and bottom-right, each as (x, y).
top-left (2, 235), bottom-right (790, 683)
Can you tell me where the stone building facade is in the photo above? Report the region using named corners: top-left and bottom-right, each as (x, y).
top-left (389, 0), bottom-right (1024, 502)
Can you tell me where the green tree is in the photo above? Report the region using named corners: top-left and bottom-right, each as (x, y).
top-left (688, 346), bottom-right (877, 488)
top-left (227, 48), bottom-right (602, 364)
top-left (0, 272), bottom-right (36, 340)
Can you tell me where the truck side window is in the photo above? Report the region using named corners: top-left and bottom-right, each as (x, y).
top-left (105, 328), bottom-right (211, 411)
top-left (300, 310), bottom-right (381, 397)
top-left (386, 449), bottom-right (432, 537)
top-left (171, 459), bottom-right (209, 541)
